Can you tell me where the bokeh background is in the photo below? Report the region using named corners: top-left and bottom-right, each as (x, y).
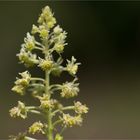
top-left (1, 1), bottom-right (140, 139)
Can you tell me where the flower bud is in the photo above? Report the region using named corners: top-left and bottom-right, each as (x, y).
top-left (31, 24), bottom-right (39, 34)
top-left (55, 134), bottom-right (63, 140)
top-left (54, 25), bottom-right (63, 34)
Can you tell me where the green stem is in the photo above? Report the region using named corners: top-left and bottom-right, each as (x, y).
top-left (53, 119), bottom-right (63, 127)
top-left (45, 41), bottom-right (53, 140)
top-left (49, 84), bottom-right (61, 89)
top-left (60, 126), bottom-right (66, 135)
top-left (31, 77), bottom-right (45, 83)
top-left (52, 106), bottom-right (75, 116)
top-left (35, 46), bottom-right (43, 51)
top-left (46, 71), bottom-right (53, 140)
top-left (29, 110), bottom-right (41, 115)
top-left (35, 41), bottom-right (45, 48)
top-left (25, 136), bottom-right (37, 140)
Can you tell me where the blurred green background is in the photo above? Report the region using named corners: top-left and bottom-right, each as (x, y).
top-left (1, 1), bottom-right (140, 139)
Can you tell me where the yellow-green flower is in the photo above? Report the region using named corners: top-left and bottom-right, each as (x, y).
top-left (38, 58), bottom-right (53, 71)
top-left (17, 47), bottom-right (38, 67)
top-left (28, 121), bottom-right (44, 134)
top-left (38, 94), bottom-right (58, 109)
top-left (12, 71), bottom-right (31, 95)
top-left (9, 101), bottom-right (27, 119)
top-left (38, 6), bottom-right (56, 29)
top-left (61, 114), bottom-right (83, 127)
top-left (24, 32), bottom-right (36, 51)
top-left (40, 28), bottom-right (48, 38)
top-left (54, 44), bottom-right (64, 53)
top-left (32, 24), bottom-right (49, 38)
top-left (12, 85), bottom-right (25, 95)
top-left (60, 79), bottom-right (79, 98)
top-left (31, 24), bottom-right (39, 34)
top-left (53, 25), bottom-right (63, 35)
top-left (74, 101), bottom-right (89, 114)
top-left (16, 71), bottom-right (31, 86)
top-left (66, 56), bottom-right (81, 75)
top-left (55, 134), bottom-right (63, 140)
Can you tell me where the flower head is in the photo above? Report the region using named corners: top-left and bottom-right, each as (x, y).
top-left (31, 24), bottom-right (39, 34)
top-left (66, 56), bottom-right (81, 75)
top-left (12, 85), bottom-right (25, 95)
top-left (61, 114), bottom-right (83, 127)
top-left (60, 79), bottom-right (79, 98)
top-left (9, 101), bottom-right (27, 119)
top-left (52, 31), bottom-right (67, 45)
top-left (15, 71), bottom-right (31, 86)
top-left (38, 94), bottom-right (59, 109)
top-left (74, 101), bottom-right (89, 114)
top-left (38, 58), bottom-right (54, 71)
top-left (38, 6), bottom-right (56, 29)
top-left (17, 47), bottom-right (38, 67)
top-left (23, 32), bottom-right (35, 51)
top-left (54, 44), bottom-right (64, 54)
top-left (12, 71), bottom-right (31, 95)
top-left (55, 134), bottom-right (63, 140)
top-left (31, 24), bottom-right (49, 38)
top-left (28, 121), bottom-right (44, 134)
top-left (53, 25), bottom-right (63, 35)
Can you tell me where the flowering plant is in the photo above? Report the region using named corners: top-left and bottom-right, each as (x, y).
top-left (10, 6), bottom-right (88, 140)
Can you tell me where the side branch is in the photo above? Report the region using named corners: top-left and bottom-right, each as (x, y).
top-left (25, 136), bottom-right (37, 140)
top-left (31, 77), bottom-right (45, 83)
top-left (52, 106), bottom-right (74, 116)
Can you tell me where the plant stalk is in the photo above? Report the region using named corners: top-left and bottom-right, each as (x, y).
top-left (45, 40), bottom-right (53, 140)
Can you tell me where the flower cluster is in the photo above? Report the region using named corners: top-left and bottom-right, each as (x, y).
top-left (74, 101), bottom-right (89, 114)
top-left (32, 24), bottom-right (49, 38)
top-left (28, 121), bottom-right (44, 134)
top-left (38, 57), bottom-right (54, 71)
top-left (66, 56), bottom-right (80, 75)
top-left (61, 114), bottom-right (83, 127)
top-left (38, 94), bottom-right (59, 109)
top-left (51, 25), bottom-right (67, 54)
top-left (12, 71), bottom-right (31, 95)
top-left (24, 33), bottom-right (36, 51)
top-left (9, 101), bottom-right (27, 119)
top-left (17, 44), bottom-right (38, 67)
top-left (10, 5), bottom-right (89, 140)
top-left (60, 79), bottom-right (79, 98)
top-left (38, 6), bottom-right (56, 29)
